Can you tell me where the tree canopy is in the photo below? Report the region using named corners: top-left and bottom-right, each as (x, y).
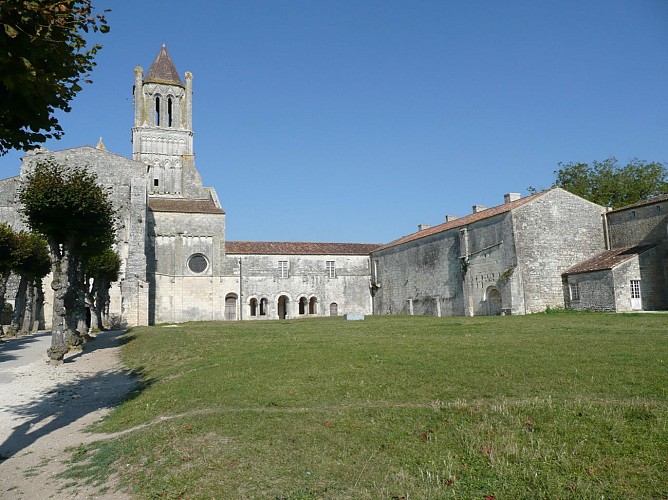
top-left (553, 158), bottom-right (668, 208)
top-left (0, 0), bottom-right (109, 155)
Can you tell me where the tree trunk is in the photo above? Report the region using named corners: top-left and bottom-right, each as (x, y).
top-left (96, 279), bottom-right (108, 330)
top-left (88, 278), bottom-right (99, 332)
top-left (49, 242), bottom-right (69, 364)
top-left (10, 275), bottom-right (28, 334)
top-left (64, 256), bottom-right (84, 349)
top-left (0, 270), bottom-right (11, 336)
top-left (21, 281), bottom-right (35, 334)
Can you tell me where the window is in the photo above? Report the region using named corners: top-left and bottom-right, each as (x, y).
top-left (249, 298), bottom-right (257, 317)
top-left (155, 97), bottom-right (160, 126)
top-left (188, 253), bottom-right (208, 274)
top-left (153, 178), bottom-right (159, 187)
top-left (326, 260), bottom-right (335, 278)
top-left (278, 260), bottom-right (288, 278)
top-left (260, 298), bottom-right (268, 316)
top-left (569, 282), bottom-right (580, 301)
top-left (630, 280), bottom-right (641, 299)
top-left (167, 98), bottom-right (173, 127)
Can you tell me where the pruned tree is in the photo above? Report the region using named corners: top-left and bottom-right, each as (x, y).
top-left (9, 231), bottom-right (51, 335)
top-left (0, 0), bottom-right (109, 154)
top-left (0, 223), bottom-right (17, 335)
top-left (86, 248), bottom-right (121, 331)
top-left (554, 158), bottom-right (668, 208)
top-left (19, 160), bottom-right (116, 363)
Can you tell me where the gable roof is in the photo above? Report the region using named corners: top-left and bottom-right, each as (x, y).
top-left (608, 193), bottom-right (668, 213)
top-left (563, 244), bottom-right (656, 275)
top-left (145, 44), bottom-right (183, 86)
top-left (226, 241), bottom-right (381, 256)
top-left (374, 190), bottom-right (549, 252)
top-left (148, 198), bottom-right (224, 214)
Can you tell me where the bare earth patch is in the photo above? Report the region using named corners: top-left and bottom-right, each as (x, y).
top-left (0, 330), bottom-right (136, 499)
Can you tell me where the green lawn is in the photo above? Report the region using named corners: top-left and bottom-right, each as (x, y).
top-left (67, 313), bottom-right (668, 498)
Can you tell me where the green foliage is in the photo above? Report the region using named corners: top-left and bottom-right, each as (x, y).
top-left (18, 160), bottom-right (117, 256)
top-left (0, 0), bottom-right (109, 154)
top-left (11, 231), bottom-right (50, 280)
top-left (0, 223), bottom-right (17, 272)
top-left (68, 315), bottom-right (668, 498)
top-left (87, 248), bottom-right (121, 282)
top-left (553, 157), bottom-right (668, 208)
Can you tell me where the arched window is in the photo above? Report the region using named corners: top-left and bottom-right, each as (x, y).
top-left (329, 303), bottom-right (338, 316)
top-left (249, 298), bottom-right (258, 317)
top-left (260, 298), bottom-right (268, 316)
top-left (167, 97), bottom-right (173, 127)
top-left (309, 297), bottom-right (318, 315)
top-left (155, 97), bottom-right (160, 126)
top-left (299, 297), bottom-right (307, 315)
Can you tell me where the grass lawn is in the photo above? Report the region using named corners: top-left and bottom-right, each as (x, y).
top-left (66, 313), bottom-right (667, 498)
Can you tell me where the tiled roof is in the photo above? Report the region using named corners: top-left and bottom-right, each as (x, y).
top-left (145, 44), bottom-right (183, 86)
top-left (374, 190), bottom-right (549, 252)
top-left (608, 193), bottom-right (668, 213)
top-left (563, 245), bottom-right (656, 275)
top-left (226, 241), bottom-right (381, 255)
top-left (148, 198), bottom-right (224, 214)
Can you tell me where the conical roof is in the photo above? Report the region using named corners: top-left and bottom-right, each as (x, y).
top-left (145, 44), bottom-right (183, 86)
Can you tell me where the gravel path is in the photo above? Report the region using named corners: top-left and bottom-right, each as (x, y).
top-left (0, 330), bottom-right (136, 499)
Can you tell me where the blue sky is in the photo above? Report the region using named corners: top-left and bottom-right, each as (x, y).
top-left (2, 1), bottom-right (667, 243)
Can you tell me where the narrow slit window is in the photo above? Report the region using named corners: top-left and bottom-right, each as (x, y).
top-left (155, 97), bottom-right (160, 126)
top-left (167, 98), bottom-right (173, 127)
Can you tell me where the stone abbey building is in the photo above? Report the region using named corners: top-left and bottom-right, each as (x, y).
top-left (1, 46), bottom-right (666, 327)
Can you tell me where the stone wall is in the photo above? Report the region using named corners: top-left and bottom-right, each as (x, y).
top-left (512, 189), bottom-right (606, 313)
top-left (231, 253), bottom-right (372, 319)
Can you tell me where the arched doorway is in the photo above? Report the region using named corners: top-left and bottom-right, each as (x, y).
top-left (298, 297), bottom-right (307, 315)
top-left (309, 297), bottom-right (318, 315)
top-left (249, 298), bottom-right (257, 317)
top-left (330, 302), bottom-right (338, 316)
top-left (486, 287), bottom-right (502, 316)
top-left (278, 295), bottom-right (289, 320)
top-left (225, 293), bottom-right (238, 320)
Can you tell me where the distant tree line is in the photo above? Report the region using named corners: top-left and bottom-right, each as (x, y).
top-left (551, 158), bottom-right (667, 208)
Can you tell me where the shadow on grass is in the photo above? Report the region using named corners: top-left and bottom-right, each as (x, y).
top-left (0, 330), bottom-right (154, 462)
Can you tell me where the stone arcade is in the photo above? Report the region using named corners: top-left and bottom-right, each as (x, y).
top-left (0, 46), bottom-right (665, 327)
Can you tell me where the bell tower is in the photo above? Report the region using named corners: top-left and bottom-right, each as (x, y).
top-left (132, 44), bottom-right (194, 195)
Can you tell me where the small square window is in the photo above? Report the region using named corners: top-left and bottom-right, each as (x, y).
top-left (326, 261), bottom-right (335, 278)
top-left (278, 260), bottom-right (288, 278)
top-left (153, 179), bottom-right (159, 187)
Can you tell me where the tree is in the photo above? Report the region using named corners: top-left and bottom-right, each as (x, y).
top-left (19, 159), bottom-right (116, 363)
top-left (0, 223), bottom-right (17, 335)
top-left (0, 0), bottom-right (109, 155)
top-left (553, 158), bottom-right (668, 208)
top-left (9, 231), bottom-right (50, 334)
top-left (86, 248), bottom-right (121, 331)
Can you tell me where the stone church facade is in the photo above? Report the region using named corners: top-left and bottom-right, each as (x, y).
top-left (0, 46), bottom-right (665, 327)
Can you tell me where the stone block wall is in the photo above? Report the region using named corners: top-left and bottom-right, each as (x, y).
top-left (512, 189), bottom-right (606, 313)
top-left (231, 253), bottom-right (372, 319)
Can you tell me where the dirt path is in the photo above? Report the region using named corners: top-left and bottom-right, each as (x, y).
top-left (0, 330), bottom-right (136, 499)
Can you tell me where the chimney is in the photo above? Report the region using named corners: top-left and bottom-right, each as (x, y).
top-left (504, 193), bottom-right (521, 203)
top-left (444, 214), bottom-right (459, 223)
top-left (472, 205), bottom-right (487, 214)
top-left (418, 224), bottom-right (431, 231)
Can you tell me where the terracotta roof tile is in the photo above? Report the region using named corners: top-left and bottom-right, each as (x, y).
top-left (226, 241), bottom-right (381, 255)
top-left (563, 245), bottom-right (656, 275)
top-left (148, 198), bottom-right (224, 214)
top-left (145, 44), bottom-right (183, 86)
top-left (608, 193), bottom-right (668, 213)
top-left (375, 190), bottom-right (548, 252)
